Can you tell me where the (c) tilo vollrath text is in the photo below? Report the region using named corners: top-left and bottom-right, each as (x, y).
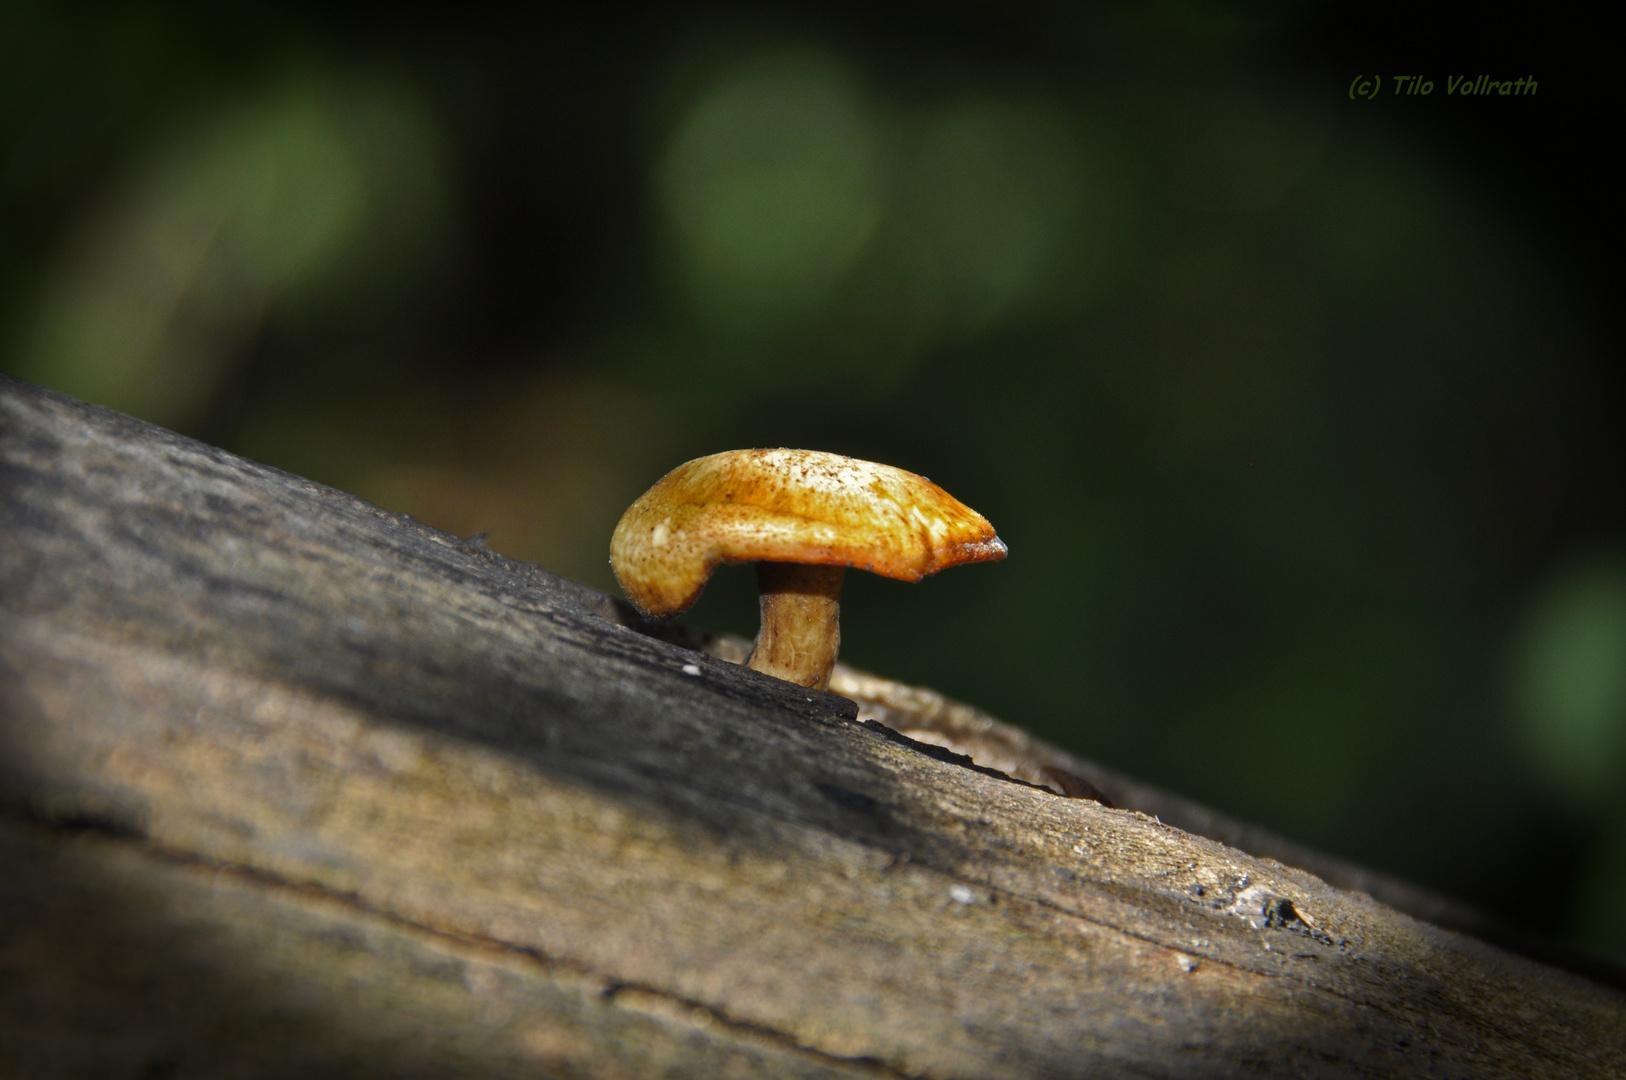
top-left (1348, 75), bottom-right (1537, 100)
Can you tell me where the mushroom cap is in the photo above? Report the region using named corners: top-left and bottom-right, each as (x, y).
top-left (611, 448), bottom-right (1007, 617)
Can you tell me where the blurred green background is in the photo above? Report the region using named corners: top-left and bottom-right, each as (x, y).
top-left (5, 4), bottom-right (1622, 956)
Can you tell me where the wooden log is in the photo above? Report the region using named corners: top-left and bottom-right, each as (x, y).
top-left (2, 372), bottom-right (1622, 1078)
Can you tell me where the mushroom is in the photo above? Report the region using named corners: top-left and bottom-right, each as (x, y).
top-left (610, 449), bottom-right (1006, 690)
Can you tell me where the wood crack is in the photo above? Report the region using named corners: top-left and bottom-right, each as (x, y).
top-left (3, 806), bottom-right (926, 1080)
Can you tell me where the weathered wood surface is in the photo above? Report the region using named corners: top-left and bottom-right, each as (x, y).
top-left (2, 372), bottom-right (1622, 1078)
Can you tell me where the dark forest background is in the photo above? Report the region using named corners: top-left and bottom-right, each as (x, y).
top-left (4, 2), bottom-right (1622, 958)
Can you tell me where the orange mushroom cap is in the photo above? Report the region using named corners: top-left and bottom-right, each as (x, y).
top-left (611, 448), bottom-right (1007, 617)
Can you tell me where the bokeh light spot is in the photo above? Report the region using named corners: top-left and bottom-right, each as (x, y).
top-left (18, 69), bottom-right (444, 429)
top-left (1514, 556), bottom-right (1626, 807)
top-left (657, 51), bottom-right (881, 337)
top-left (897, 99), bottom-right (1120, 334)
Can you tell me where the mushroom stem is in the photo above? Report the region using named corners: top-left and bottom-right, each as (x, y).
top-left (748, 562), bottom-right (846, 690)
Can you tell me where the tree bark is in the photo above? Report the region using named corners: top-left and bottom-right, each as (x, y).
top-left (2, 372), bottom-right (1622, 1078)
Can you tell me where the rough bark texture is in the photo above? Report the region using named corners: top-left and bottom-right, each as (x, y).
top-left (2, 373), bottom-right (1623, 1079)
